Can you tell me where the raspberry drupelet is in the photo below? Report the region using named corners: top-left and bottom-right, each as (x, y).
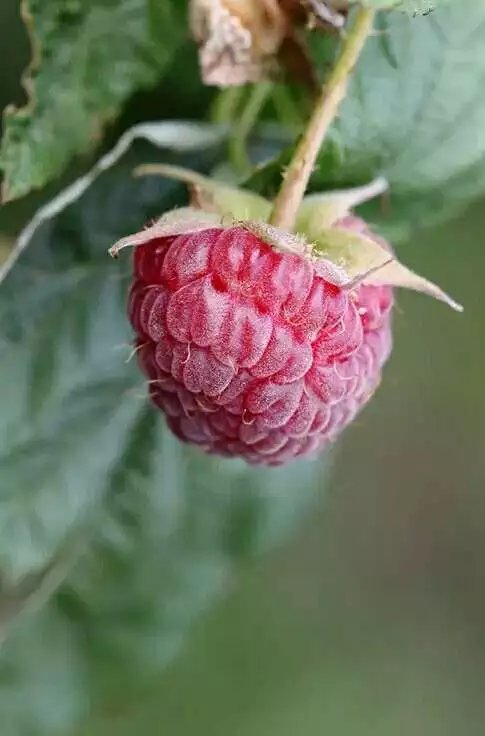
top-left (128, 219), bottom-right (393, 465)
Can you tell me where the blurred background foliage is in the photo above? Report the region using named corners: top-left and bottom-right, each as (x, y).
top-left (0, 1), bottom-right (485, 735)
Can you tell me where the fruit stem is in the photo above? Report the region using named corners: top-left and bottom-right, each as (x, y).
top-left (211, 86), bottom-right (245, 124)
top-left (229, 82), bottom-right (273, 176)
top-left (269, 6), bottom-right (376, 232)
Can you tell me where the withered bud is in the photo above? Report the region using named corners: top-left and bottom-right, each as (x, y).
top-left (190, 0), bottom-right (288, 86)
top-left (190, 0), bottom-right (349, 89)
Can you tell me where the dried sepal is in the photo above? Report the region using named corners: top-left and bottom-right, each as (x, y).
top-left (239, 219), bottom-right (311, 256)
top-left (311, 227), bottom-right (463, 311)
top-left (240, 211), bottom-right (462, 310)
top-left (296, 177), bottom-right (389, 233)
top-left (134, 163), bottom-right (272, 221)
top-left (111, 158), bottom-right (461, 312)
top-left (109, 208), bottom-right (223, 258)
top-left (239, 220), bottom-right (350, 285)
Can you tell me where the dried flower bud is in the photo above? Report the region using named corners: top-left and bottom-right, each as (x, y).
top-left (190, 0), bottom-right (350, 88)
top-left (190, 0), bottom-right (288, 86)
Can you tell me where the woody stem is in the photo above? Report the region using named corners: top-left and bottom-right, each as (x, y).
top-left (269, 7), bottom-right (376, 232)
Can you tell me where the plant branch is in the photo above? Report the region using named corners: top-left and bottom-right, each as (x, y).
top-left (269, 7), bottom-right (376, 232)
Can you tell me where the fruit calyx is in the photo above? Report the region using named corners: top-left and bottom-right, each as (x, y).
top-left (109, 165), bottom-right (462, 312)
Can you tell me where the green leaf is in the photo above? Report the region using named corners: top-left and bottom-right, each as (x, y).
top-left (0, 0), bottom-right (187, 201)
top-left (362, 0), bottom-right (447, 11)
top-left (58, 422), bottom-right (322, 697)
top-left (248, 1), bottom-right (485, 239)
top-left (0, 125), bottom-right (228, 583)
top-left (0, 439), bottom-right (321, 733)
top-left (0, 608), bottom-right (86, 736)
top-left (0, 122), bottom-right (326, 732)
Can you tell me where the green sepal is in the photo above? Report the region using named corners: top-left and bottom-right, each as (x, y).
top-left (296, 178), bottom-right (388, 234)
top-left (310, 226), bottom-right (462, 311)
top-left (134, 164), bottom-right (272, 222)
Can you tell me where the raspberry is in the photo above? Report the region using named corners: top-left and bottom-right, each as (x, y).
top-left (128, 219), bottom-right (393, 465)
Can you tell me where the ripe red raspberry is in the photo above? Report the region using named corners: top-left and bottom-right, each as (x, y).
top-left (129, 219), bottom-right (393, 465)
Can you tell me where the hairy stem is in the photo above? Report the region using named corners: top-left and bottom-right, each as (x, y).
top-left (269, 7), bottom-right (376, 231)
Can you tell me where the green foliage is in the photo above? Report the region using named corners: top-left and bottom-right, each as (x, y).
top-left (0, 0), bottom-right (187, 201)
top-left (0, 130), bottom-right (324, 734)
top-left (249, 1), bottom-right (485, 239)
top-left (362, 0), bottom-right (446, 11)
top-left (0, 609), bottom-right (87, 736)
top-left (0, 132), bottom-right (220, 583)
